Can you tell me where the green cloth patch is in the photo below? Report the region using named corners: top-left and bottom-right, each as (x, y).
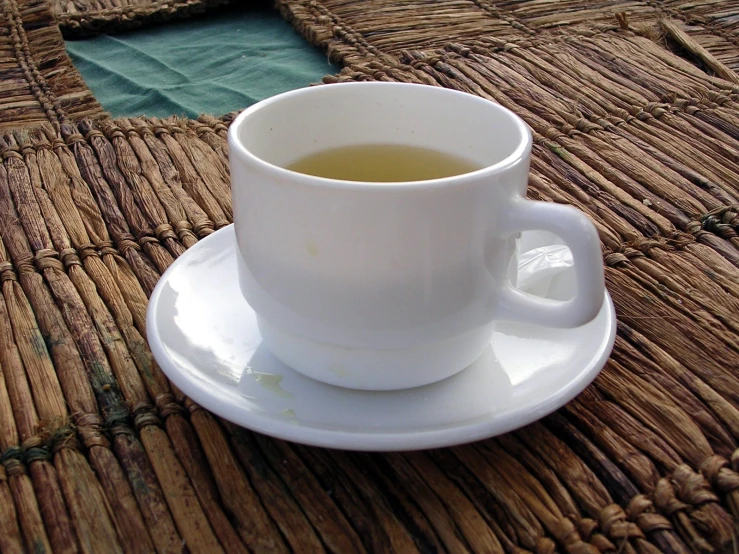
top-left (65, 5), bottom-right (336, 119)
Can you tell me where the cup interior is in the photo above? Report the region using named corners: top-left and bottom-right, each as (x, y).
top-left (233, 82), bottom-right (528, 177)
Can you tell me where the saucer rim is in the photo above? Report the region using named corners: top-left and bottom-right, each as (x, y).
top-left (147, 224), bottom-right (616, 451)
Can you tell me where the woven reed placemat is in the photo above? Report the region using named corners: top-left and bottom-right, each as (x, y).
top-left (52, 0), bottom-right (231, 36)
top-left (1, 0), bottom-right (739, 552)
top-left (0, 0), bottom-right (105, 130)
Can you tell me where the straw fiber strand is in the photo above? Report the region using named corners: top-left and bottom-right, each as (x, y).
top-left (0, 0), bottom-right (738, 552)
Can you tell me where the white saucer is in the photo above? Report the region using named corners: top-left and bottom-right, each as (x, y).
top-left (147, 225), bottom-right (616, 451)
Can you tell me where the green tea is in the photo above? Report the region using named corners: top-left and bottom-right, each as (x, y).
top-left (286, 144), bottom-right (480, 182)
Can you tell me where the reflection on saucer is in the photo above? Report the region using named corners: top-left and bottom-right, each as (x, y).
top-left (494, 322), bottom-right (577, 387)
top-left (236, 344), bottom-right (512, 433)
top-left (147, 225), bottom-right (616, 451)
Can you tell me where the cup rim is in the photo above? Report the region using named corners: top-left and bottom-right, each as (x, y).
top-left (227, 81), bottom-right (532, 190)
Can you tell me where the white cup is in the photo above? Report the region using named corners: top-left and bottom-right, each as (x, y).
top-left (228, 82), bottom-right (604, 390)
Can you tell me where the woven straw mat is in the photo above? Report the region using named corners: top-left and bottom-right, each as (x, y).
top-left (1, 0), bottom-right (739, 552)
top-left (52, 0), bottom-right (231, 36)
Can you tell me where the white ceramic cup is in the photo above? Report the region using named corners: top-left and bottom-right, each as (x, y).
top-left (228, 82), bottom-right (605, 391)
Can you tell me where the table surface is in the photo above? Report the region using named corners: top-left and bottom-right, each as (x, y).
top-left (65, 5), bottom-right (334, 118)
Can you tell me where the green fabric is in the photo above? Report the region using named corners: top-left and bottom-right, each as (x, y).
top-left (65, 5), bottom-right (336, 119)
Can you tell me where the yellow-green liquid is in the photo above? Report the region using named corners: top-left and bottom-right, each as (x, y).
top-left (286, 144), bottom-right (481, 182)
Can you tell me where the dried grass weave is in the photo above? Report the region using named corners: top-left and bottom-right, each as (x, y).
top-left (1, 0), bottom-right (739, 552)
top-left (52, 0), bottom-right (231, 37)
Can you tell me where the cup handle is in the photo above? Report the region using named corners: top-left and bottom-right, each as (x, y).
top-left (497, 199), bottom-right (605, 328)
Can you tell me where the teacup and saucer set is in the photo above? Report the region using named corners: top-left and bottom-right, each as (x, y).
top-left (146, 83), bottom-right (616, 451)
